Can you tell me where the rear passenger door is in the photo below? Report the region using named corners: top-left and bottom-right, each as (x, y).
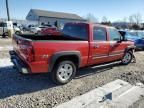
top-left (108, 28), bottom-right (125, 61)
top-left (89, 26), bottom-right (110, 65)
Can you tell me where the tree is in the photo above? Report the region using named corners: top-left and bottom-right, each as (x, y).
top-left (122, 17), bottom-right (128, 22)
top-left (129, 15), bottom-right (135, 24)
top-left (133, 13), bottom-right (142, 25)
top-left (101, 16), bottom-right (112, 26)
top-left (101, 16), bottom-right (108, 23)
top-left (131, 24), bottom-right (140, 30)
top-left (85, 13), bottom-right (99, 23)
top-left (128, 13), bottom-right (142, 29)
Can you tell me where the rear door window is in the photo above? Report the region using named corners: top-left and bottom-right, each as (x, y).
top-left (93, 27), bottom-right (107, 41)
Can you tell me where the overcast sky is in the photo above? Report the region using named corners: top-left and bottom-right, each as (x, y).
top-left (0, 0), bottom-right (144, 22)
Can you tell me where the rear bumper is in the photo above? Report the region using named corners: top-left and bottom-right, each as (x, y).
top-left (9, 51), bottom-right (49, 73)
top-left (9, 51), bottom-right (30, 74)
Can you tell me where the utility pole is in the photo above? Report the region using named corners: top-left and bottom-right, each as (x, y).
top-left (5, 0), bottom-right (13, 37)
top-left (6, 0), bottom-right (10, 21)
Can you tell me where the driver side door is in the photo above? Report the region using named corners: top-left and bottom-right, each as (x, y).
top-left (108, 28), bottom-right (125, 61)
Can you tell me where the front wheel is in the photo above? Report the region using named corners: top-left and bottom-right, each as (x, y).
top-left (50, 60), bottom-right (76, 85)
top-left (121, 51), bottom-right (133, 65)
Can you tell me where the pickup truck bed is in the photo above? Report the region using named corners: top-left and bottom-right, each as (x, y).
top-left (11, 33), bottom-right (89, 74)
top-left (17, 34), bottom-right (86, 41)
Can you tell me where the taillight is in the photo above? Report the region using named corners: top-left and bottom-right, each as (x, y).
top-left (26, 46), bottom-right (34, 62)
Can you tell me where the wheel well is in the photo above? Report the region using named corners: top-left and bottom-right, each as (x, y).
top-left (54, 55), bottom-right (79, 68)
top-left (127, 48), bottom-right (134, 53)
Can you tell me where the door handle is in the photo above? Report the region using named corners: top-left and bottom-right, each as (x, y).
top-left (110, 44), bottom-right (115, 47)
top-left (93, 45), bottom-right (100, 48)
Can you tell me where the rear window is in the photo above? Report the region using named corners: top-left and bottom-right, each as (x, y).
top-left (62, 24), bottom-right (88, 40)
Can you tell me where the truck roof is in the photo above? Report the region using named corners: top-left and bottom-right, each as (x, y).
top-left (65, 22), bottom-right (114, 29)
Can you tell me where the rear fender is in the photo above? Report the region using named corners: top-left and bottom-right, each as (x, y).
top-left (48, 51), bottom-right (81, 72)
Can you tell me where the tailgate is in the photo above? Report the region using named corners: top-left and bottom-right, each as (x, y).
top-left (12, 34), bottom-right (34, 61)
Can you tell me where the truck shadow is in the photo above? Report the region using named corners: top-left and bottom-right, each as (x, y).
top-left (75, 65), bottom-right (114, 79)
top-left (0, 63), bottom-right (122, 99)
top-left (0, 66), bottom-right (56, 99)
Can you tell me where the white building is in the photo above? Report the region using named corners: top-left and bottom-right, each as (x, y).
top-left (26, 9), bottom-right (86, 27)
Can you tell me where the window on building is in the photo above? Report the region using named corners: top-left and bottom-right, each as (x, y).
top-left (0, 22), bottom-right (7, 27)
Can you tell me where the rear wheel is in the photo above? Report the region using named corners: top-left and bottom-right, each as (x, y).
top-left (121, 51), bottom-right (133, 65)
top-left (50, 60), bottom-right (76, 85)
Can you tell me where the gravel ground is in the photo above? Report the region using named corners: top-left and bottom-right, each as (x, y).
top-left (0, 38), bottom-right (144, 108)
top-left (0, 38), bottom-right (12, 46)
top-left (130, 96), bottom-right (144, 108)
top-left (0, 38), bottom-right (12, 58)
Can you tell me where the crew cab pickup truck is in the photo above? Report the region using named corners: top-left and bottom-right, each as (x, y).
top-left (10, 22), bottom-right (135, 84)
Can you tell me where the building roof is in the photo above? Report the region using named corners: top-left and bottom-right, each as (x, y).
top-left (30, 9), bottom-right (85, 20)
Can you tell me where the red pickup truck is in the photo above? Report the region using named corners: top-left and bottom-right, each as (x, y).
top-left (10, 22), bottom-right (135, 84)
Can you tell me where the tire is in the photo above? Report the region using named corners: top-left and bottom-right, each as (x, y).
top-left (121, 51), bottom-right (133, 65)
top-left (50, 60), bottom-right (77, 85)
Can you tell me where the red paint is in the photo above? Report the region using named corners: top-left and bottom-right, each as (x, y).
top-left (12, 23), bottom-right (134, 73)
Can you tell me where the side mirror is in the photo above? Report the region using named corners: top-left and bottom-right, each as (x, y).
top-left (123, 36), bottom-right (128, 41)
top-left (119, 36), bottom-right (128, 42)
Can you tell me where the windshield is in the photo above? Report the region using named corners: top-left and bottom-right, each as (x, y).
top-left (138, 32), bottom-right (144, 38)
top-left (129, 31), bottom-right (144, 38)
top-left (128, 32), bottom-right (137, 36)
